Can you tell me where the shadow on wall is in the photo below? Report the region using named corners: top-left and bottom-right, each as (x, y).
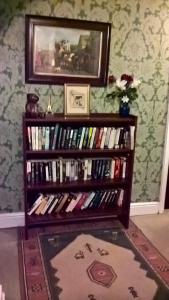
top-left (0, 0), bottom-right (29, 32)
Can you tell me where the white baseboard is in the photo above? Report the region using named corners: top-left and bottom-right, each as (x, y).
top-left (0, 212), bottom-right (25, 228)
top-left (130, 202), bottom-right (159, 216)
top-left (0, 202), bottom-right (160, 228)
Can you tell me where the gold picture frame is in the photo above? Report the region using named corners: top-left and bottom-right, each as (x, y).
top-left (64, 84), bottom-right (90, 116)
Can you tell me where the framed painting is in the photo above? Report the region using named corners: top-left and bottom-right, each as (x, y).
top-left (64, 84), bottom-right (90, 116)
top-left (25, 15), bottom-right (111, 86)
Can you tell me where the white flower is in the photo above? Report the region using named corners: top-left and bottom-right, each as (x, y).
top-left (121, 96), bottom-right (129, 103)
top-left (116, 78), bottom-right (127, 90)
top-left (131, 79), bottom-right (141, 88)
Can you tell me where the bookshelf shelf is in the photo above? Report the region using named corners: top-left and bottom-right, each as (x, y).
top-left (26, 178), bottom-right (128, 192)
top-left (23, 113), bottom-right (137, 238)
top-left (28, 208), bottom-right (120, 227)
top-left (26, 148), bottom-right (132, 159)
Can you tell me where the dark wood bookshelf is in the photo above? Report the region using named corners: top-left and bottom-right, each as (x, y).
top-left (23, 113), bottom-right (137, 238)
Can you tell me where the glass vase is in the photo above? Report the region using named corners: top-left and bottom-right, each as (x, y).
top-left (119, 101), bottom-right (130, 117)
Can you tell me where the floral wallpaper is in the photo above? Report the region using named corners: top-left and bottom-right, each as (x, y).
top-left (0, 0), bottom-right (169, 212)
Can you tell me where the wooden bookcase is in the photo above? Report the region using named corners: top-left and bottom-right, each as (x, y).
top-left (23, 113), bottom-right (137, 238)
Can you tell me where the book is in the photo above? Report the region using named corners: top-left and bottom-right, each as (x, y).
top-left (64, 127), bottom-right (71, 149)
top-left (100, 127), bottom-right (108, 149)
top-left (118, 128), bottom-right (125, 148)
top-left (104, 159), bottom-right (111, 178)
top-left (130, 126), bottom-right (135, 150)
top-left (31, 127), bottom-right (36, 150)
top-left (108, 190), bottom-right (118, 208)
top-left (47, 194), bottom-right (61, 214)
top-left (34, 161), bottom-right (40, 183)
top-left (92, 191), bottom-right (104, 208)
top-left (61, 128), bottom-right (67, 149)
top-left (34, 196), bottom-right (48, 215)
top-left (104, 127), bottom-right (111, 148)
top-left (71, 128), bottom-right (78, 149)
top-left (117, 189), bottom-right (124, 207)
top-left (114, 127), bottom-right (121, 149)
top-left (87, 159), bottom-right (92, 180)
top-left (52, 124), bottom-right (60, 150)
top-left (122, 158), bottom-right (127, 178)
top-left (44, 127), bottom-right (50, 150)
top-left (79, 127), bottom-right (86, 149)
top-left (96, 127), bottom-right (104, 148)
top-left (49, 126), bottom-right (55, 149)
top-left (55, 193), bottom-right (69, 213)
top-left (31, 162), bottom-right (35, 183)
top-left (41, 194), bottom-right (55, 215)
top-left (100, 191), bottom-right (112, 209)
top-left (65, 160), bottom-right (71, 181)
top-left (81, 191), bottom-right (96, 209)
top-left (86, 127), bottom-right (93, 148)
top-left (59, 157), bottom-right (63, 183)
top-left (52, 160), bottom-right (57, 182)
top-left (106, 190), bottom-right (116, 209)
top-left (89, 127), bottom-right (96, 149)
top-left (83, 159), bottom-right (88, 181)
top-left (110, 159), bottom-right (115, 179)
top-left (88, 191), bottom-right (100, 208)
top-left (82, 127), bottom-right (89, 148)
top-left (114, 158), bottom-right (121, 179)
top-left (97, 190), bottom-right (108, 208)
top-left (27, 127), bottom-right (32, 150)
top-left (68, 128), bottom-right (74, 149)
top-left (38, 127), bottom-right (42, 150)
top-left (27, 194), bottom-right (43, 215)
top-left (35, 126), bottom-right (39, 150)
top-left (97, 160), bottom-right (103, 179)
top-left (42, 127), bottom-right (46, 150)
top-left (66, 193), bottom-right (82, 212)
top-left (60, 193), bottom-right (75, 213)
top-left (76, 127), bottom-right (83, 148)
top-left (26, 161), bottom-right (31, 183)
top-left (57, 126), bottom-right (63, 149)
top-left (73, 193), bottom-right (88, 211)
top-left (93, 127), bottom-right (100, 148)
top-left (108, 127), bottom-right (116, 149)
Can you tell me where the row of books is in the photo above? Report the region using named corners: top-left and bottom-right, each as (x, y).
top-left (26, 125), bottom-right (135, 151)
top-left (26, 157), bottom-right (127, 184)
top-left (28, 189), bottom-right (124, 215)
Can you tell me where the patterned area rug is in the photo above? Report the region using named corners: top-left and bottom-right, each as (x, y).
top-left (19, 221), bottom-right (169, 300)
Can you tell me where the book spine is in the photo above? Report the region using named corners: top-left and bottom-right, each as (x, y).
top-left (27, 127), bottom-right (32, 150)
top-left (79, 127), bottom-right (86, 149)
top-left (130, 126), bottom-right (135, 150)
top-left (52, 124), bottom-right (59, 150)
top-left (48, 194), bottom-right (61, 214)
top-left (89, 127), bottom-right (96, 149)
top-left (45, 127), bottom-right (50, 150)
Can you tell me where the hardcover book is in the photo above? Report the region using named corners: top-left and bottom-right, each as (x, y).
top-left (52, 124), bottom-right (60, 150)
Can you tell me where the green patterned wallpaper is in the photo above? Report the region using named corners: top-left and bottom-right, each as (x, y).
top-left (0, 0), bottom-right (168, 212)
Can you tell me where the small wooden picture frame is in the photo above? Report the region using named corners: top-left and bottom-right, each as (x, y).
top-left (64, 84), bottom-right (90, 116)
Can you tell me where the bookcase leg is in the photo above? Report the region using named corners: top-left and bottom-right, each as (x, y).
top-left (119, 214), bottom-right (129, 229)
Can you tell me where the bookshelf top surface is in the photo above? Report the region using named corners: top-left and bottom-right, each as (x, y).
top-left (23, 113), bottom-right (137, 124)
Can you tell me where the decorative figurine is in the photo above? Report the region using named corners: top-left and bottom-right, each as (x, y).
top-left (25, 93), bottom-right (39, 117)
top-left (46, 95), bottom-right (53, 115)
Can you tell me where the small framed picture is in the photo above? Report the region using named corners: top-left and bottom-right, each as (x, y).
top-left (64, 84), bottom-right (90, 116)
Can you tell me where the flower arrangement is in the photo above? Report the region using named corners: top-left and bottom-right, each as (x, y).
top-left (107, 74), bottom-right (141, 104)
